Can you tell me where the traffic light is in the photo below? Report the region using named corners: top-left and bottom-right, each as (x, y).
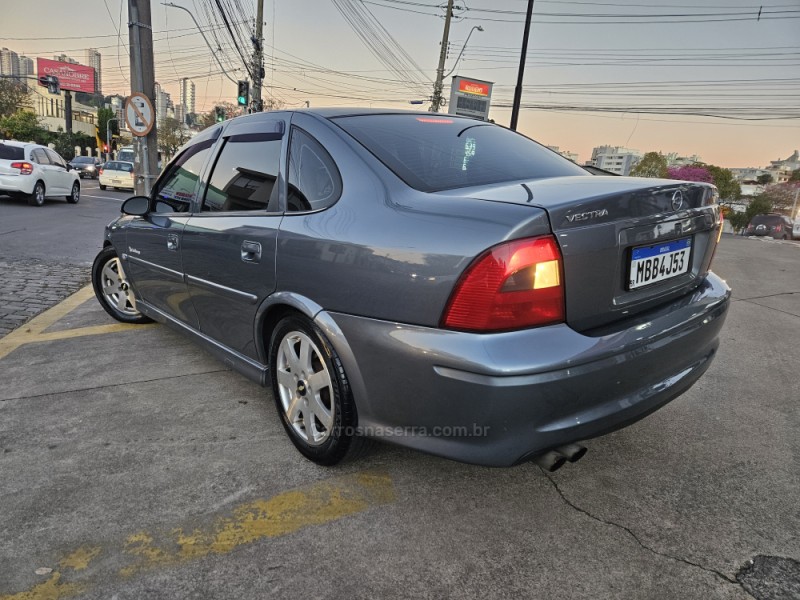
top-left (237, 80), bottom-right (249, 106)
top-left (214, 106), bottom-right (225, 122)
top-left (38, 75), bottom-right (60, 95)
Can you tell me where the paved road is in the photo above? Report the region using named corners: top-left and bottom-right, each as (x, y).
top-left (0, 182), bottom-right (130, 335)
top-left (0, 234), bottom-right (797, 599)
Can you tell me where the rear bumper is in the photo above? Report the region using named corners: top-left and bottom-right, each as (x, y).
top-left (0, 175), bottom-right (34, 195)
top-left (319, 272), bottom-right (730, 467)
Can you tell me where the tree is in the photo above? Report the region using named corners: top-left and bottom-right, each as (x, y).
top-left (157, 117), bottom-right (190, 160)
top-left (0, 110), bottom-right (47, 143)
top-left (667, 165), bottom-right (713, 182)
top-left (97, 107), bottom-right (119, 147)
top-left (706, 165), bottom-right (741, 201)
top-left (630, 152), bottom-right (668, 178)
top-left (197, 101), bottom-right (241, 130)
top-left (790, 169), bottom-right (800, 182)
top-left (0, 79), bottom-right (30, 119)
top-left (50, 131), bottom-right (95, 161)
top-left (760, 182), bottom-right (800, 213)
top-left (756, 173), bottom-right (773, 185)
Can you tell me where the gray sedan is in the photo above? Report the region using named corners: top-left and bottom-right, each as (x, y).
top-left (91, 109), bottom-right (730, 469)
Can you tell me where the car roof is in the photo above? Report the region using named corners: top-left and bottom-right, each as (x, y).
top-left (0, 140), bottom-right (36, 148)
top-left (295, 107), bottom-right (481, 120)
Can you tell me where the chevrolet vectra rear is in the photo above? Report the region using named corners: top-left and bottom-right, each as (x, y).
top-left (94, 109), bottom-right (730, 468)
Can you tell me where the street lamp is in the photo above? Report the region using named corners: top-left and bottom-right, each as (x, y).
top-left (444, 26), bottom-right (484, 79)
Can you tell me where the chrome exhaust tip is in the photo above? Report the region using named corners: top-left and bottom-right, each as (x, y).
top-left (555, 443), bottom-right (587, 463)
top-left (532, 450), bottom-right (567, 472)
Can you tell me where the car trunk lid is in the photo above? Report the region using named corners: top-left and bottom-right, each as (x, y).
top-left (437, 176), bottom-right (722, 331)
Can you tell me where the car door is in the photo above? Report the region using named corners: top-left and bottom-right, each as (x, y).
top-left (122, 131), bottom-right (220, 328)
top-left (30, 148), bottom-right (58, 193)
top-left (44, 149), bottom-right (72, 194)
top-left (181, 115), bottom-right (287, 361)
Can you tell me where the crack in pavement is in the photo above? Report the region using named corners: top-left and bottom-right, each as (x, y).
top-left (732, 291), bottom-right (800, 303)
top-left (738, 299), bottom-right (800, 320)
top-left (0, 369), bottom-right (231, 402)
top-left (540, 469), bottom-right (755, 598)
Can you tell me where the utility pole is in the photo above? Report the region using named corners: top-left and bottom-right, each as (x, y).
top-left (510, 0), bottom-right (534, 131)
top-left (128, 0), bottom-right (158, 195)
top-left (251, 0), bottom-right (265, 112)
top-left (430, 0), bottom-right (454, 113)
top-left (64, 91), bottom-right (73, 134)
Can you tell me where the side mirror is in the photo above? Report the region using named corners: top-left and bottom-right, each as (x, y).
top-left (121, 195), bottom-right (151, 216)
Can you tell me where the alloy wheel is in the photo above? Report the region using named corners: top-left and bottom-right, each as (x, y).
top-left (100, 257), bottom-right (139, 316)
top-left (275, 331), bottom-right (334, 445)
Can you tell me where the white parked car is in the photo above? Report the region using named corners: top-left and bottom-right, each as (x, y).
top-left (99, 160), bottom-right (135, 191)
top-left (0, 140), bottom-right (81, 206)
top-left (793, 219), bottom-right (800, 240)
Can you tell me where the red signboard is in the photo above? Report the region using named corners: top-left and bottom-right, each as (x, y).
top-left (458, 79), bottom-right (490, 97)
top-left (36, 58), bottom-right (95, 94)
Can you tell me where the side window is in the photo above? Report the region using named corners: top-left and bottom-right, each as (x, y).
top-left (203, 132), bottom-right (282, 212)
top-left (32, 148), bottom-right (50, 165)
top-left (45, 149), bottom-right (66, 168)
top-left (287, 127), bottom-right (342, 212)
top-left (151, 140), bottom-right (215, 213)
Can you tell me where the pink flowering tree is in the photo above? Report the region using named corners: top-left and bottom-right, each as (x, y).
top-left (667, 165), bottom-right (713, 183)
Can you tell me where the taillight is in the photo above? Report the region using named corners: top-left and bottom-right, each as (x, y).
top-left (442, 235), bottom-right (565, 332)
top-left (10, 162), bottom-right (33, 175)
top-left (775, 225), bottom-right (782, 232)
top-left (98, 168), bottom-right (103, 175)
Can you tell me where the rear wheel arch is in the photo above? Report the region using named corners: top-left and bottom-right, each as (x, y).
top-left (254, 294), bottom-right (367, 418)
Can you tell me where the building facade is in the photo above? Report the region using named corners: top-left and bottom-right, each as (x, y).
top-left (153, 82), bottom-right (174, 122)
top-left (84, 49), bottom-right (102, 94)
top-left (179, 77), bottom-right (196, 116)
top-left (588, 145), bottom-right (643, 176)
top-left (0, 47), bottom-right (19, 79)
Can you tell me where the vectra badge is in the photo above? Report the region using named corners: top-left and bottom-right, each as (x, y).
top-left (566, 208), bottom-right (609, 223)
top-left (671, 190), bottom-right (684, 211)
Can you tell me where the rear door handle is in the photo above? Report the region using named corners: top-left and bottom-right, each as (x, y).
top-left (241, 240), bottom-right (261, 263)
top-left (167, 234), bottom-right (179, 251)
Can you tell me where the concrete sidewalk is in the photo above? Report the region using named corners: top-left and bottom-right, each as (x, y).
top-left (0, 235), bottom-right (798, 599)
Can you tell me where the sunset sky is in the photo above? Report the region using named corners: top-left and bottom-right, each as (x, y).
top-left (2, 0), bottom-right (798, 168)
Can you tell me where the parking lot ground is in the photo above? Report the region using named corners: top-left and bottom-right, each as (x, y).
top-left (0, 234), bottom-right (798, 600)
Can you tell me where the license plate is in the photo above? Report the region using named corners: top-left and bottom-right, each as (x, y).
top-left (112, 179), bottom-right (121, 184)
top-left (629, 237), bottom-right (691, 289)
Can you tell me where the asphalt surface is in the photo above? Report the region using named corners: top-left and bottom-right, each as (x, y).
top-left (0, 229), bottom-right (798, 598)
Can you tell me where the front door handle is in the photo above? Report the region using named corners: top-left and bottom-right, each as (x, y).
top-left (241, 240), bottom-right (261, 263)
top-left (167, 234), bottom-right (179, 251)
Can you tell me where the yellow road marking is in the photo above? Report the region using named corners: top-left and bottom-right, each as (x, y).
top-left (0, 285), bottom-right (152, 361)
top-left (0, 471), bottom-right (395, 599)
top-left (0, 572), bottom-right (83, 600)
top-left (58, 547), bottom-right (101, 572)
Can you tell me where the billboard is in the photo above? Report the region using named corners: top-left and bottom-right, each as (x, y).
top-left (36, 58), bottom-right (95, 94)
top-left (448, 76), bottom-right (494, 121)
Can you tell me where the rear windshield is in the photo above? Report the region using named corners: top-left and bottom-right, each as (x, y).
top-left (750, 215), bottom-right (782, 226)
top-left (333, 114), bottom-right (587, 192)
top-left (0, 144), bottom-right (24, 160)
top-left (107, 162), bottom-right (132, 172)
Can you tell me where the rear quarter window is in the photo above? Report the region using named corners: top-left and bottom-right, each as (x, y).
top-left (0, 144), bottom-right (24, 160)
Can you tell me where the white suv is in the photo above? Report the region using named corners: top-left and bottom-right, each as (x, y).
top-left (0, 140), bottom-right (81, 207)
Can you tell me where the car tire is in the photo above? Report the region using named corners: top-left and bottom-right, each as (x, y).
top-left (99, 184), bottom-right (107, 190)
top-left (66, 182), bottom-right (80, 203)
top-left (91, 247), bottom-right (152, 324)
top-left (269, 314), bottom-right (367, 466)
top-left (27, 181), bottom-right (45, 207)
